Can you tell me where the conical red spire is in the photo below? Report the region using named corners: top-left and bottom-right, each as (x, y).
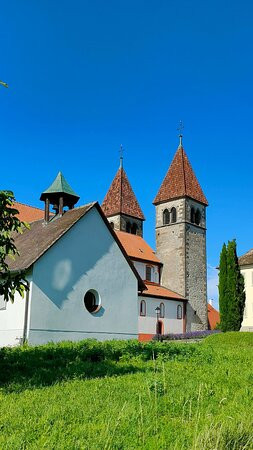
top-left (153, 144), bottom-right (208, 206)
top-left (102, 167), bottom-right (145, 220)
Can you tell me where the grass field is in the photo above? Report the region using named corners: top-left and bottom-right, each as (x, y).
top-left (0, 333), bottom-right (253, 449)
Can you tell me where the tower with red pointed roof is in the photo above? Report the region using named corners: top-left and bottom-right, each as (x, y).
top-left (102, 155), bottom-right (145, 237)
top-left (153, 135), bottom-right (208, 331)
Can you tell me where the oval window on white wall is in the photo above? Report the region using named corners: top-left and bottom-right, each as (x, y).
top-left (84, 289), bottom-right (101, 314)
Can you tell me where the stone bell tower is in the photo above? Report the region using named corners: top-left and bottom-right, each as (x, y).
top-left (102, 155), bottom-right (145, 236)
top-left (153, 136), bottom-right (208, 331)
top-left (40, 171), bottom-right (80, 222)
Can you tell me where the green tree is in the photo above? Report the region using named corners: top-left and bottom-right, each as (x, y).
top-left (222, 240), bottom-right (246, 331)
top-left (0, 191), bottom-right (29, 302)
top-left (218, 243), bottom-right (228, 331)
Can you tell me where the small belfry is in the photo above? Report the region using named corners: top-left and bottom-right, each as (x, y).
top-left (153, 132), bottom-right (208, 331)
top-left (102, 150), bottom-right (145, 236)
top-left (40, 171), bottom-right (80, 222)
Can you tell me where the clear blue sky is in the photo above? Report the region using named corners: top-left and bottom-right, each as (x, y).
top-left (1, 1), bottom-right (253, 307)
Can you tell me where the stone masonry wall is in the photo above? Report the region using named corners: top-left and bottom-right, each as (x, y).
top-left (107, 214), bottom-right (143, 237)
top-left (120, 215), bottom-right (143, 237)
top-left (155, 198), bottom-right (186, 297)
top-left (185, 223), bottom-right (208, 331)
top-left (107, 215), bottom-right (121, 231)
top-left (155, 197), bottom-right (208, 331)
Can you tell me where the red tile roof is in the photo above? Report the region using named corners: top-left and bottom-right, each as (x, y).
top-left (207, 304), bottom-right (220, 330)
top-left (102, 167), bottom-right (145, 220)
top-left (13, 202), bottom-right (45, 223)
top-left (153, 145), bottom-right (208, 206)
top-left (115, 230), bottom-right (161, 264)
top-left (9, 202), bottom-right (146, 292)
top-left (141, 282), bottom-right (186, 300)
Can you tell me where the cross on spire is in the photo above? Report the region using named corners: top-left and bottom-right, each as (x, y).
top-left (177, 120), bottom-right (184, 147)
top-left (119, 144), bottom-right (124, 168)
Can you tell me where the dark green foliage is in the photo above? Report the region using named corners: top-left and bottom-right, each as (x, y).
top-left (0, 191), bottom-right (30, 301)
top-left (219, 240), bottom-right (246, 331)
top-left (219, 243), bottom-right (228, 331)
top-left (227, 240), bottom-right (246, 331)
top-left (0, 339), bottom-right (198, 390)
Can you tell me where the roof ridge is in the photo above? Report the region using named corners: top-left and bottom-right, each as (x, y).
top-left (153, 144), bottom-right (208, 206)
top-left (181, 146), bottom-right (187, 194)
top-left (9, 203), bottom-right (96, 272)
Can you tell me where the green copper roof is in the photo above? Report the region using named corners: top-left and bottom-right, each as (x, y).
top-left (42, 172), bottom-right (79, 198)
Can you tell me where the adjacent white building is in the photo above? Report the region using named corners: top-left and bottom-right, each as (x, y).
top-left (114, 231), bottom-right (186, 340)
top-left (239, 249), bottom-right (253, 331)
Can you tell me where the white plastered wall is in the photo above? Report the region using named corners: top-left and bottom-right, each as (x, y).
top-left (133, 261), bottom-right (159, 283)
top-left (0, 274), bottom-right (32, 347)
top-left (138, 296), bottom-right (185, 335)
top-left (241, 264), bottom-right (253, 331)
top-left (28, 207), bottom-right (138, 344)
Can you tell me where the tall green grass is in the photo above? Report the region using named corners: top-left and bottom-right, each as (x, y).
top-left (0, 333), bottom-right (252, 449)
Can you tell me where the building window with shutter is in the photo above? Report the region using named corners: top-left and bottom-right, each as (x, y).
top-left (146, 266), bottom-right (152, 281)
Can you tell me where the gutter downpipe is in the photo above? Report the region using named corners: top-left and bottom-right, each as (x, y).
top-left (22, 281), bottom-right (30, 345)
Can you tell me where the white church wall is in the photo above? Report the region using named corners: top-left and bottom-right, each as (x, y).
top-left (241, 264), bottom-right (253, 331)
top-left (28, 207), bottom-right (138, 345)
top-left (133, 261), bottom-right (159, 283)
top-left (0, 274), bottom-right (32, 347)
top-left (138, 296), bottom-right (185, 338)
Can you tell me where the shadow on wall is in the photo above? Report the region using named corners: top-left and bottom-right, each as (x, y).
top-left (186, 303), bottom-right (207, 329)
top-left (34, 214), bottom-right (117, 309)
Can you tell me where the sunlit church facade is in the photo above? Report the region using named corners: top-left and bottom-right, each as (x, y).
top-left (0, 137), bottom-right (212, 346)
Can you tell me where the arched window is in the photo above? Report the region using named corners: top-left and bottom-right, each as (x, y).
top-left (177, 304), bottom-right (182, 319)
top-left (160, 302), bottom-right (165, 318)
top-left (171, 207), bottom-right (177, 223)
top-left (110, 222), bottom-right (114, 229)
top-left (163, 209), bottom-right (170, 225)
top-left (131, 223), bottom-right (138, 235)
top-left (126, 222), bottom-right (131, 233)
top-left (140, 300), bottom-right (146, 316)
top-left (195, 209), bottom-right (201, 226)
top-left (190, 207), bottom-right (195, 223)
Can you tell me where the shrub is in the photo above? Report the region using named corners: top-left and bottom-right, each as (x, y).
top-left (0, 338), bottom-right (200, 389)
top-left (156, 330), bottom-right (221, 341)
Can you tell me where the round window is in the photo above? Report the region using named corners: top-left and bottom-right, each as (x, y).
top-left (84, 289), bottom-right (101, 314)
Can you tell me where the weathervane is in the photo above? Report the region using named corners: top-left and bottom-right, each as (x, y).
top-left (119, 144), bottom-right (124, 168)
top-left (177, 120), bottom-right (184, 146)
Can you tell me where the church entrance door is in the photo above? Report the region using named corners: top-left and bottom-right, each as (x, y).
top-left (156, 320), bottom-right (163, 335)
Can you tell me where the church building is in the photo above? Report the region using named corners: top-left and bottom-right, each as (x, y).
top-left (102, 136), bottom-right (208, 336)
top-left (0, 136), bottom-right (209, 346)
